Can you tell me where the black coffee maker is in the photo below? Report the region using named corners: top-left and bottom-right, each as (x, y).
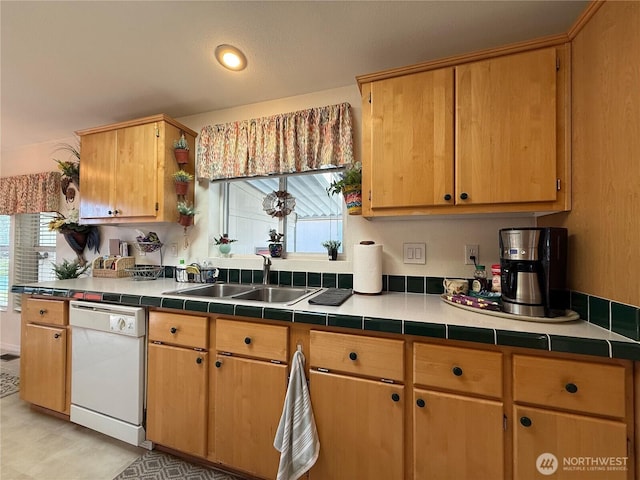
top-left (499, 227), bottom-right (568, 317)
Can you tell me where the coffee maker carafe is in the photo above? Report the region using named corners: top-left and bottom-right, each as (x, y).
top-left (499, 227), bottom-right (568, 317)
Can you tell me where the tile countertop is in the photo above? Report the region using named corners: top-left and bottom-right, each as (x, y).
top-left (12, 277), bottom-right (640, 361)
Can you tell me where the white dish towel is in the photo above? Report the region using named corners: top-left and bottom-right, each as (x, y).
top-left (274, 349), bottom-right (320, 480)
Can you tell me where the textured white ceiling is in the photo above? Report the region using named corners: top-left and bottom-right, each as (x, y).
top-left (1, 0), bottom-right (587, 153)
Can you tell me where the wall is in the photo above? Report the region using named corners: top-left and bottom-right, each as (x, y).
top-left (538, 1), bottom-right (640, 307)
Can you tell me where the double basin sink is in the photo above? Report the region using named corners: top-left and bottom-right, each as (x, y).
top-left (164, 283), bottom-right (318, 305)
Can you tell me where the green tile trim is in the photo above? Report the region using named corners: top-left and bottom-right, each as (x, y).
top-left (269, 271), bottom-right (279, 285)
top-left (611, 302), bottom-right (640, 341)
top-left (308, 272), bottom-right (322, 287)
top-left (496, 330), bottom-right (549, 350)
top-left (382, 275), bottom-right (388, 291)
top-left (208, 302), bottom-right (235, 315)
top-left (120, 295), bottom-right (141, 306)
top-left (338, 274), bottom-right (353, 289)
top-left (240, 270), bottom-right (253, 284)
top-left (388, 275), bottom-right (405, 292)
top-left (264, 308), bottom-right (293, 322)
top-left (140, 296), bottom-right (162, 307)
top-left (570, 291), bottom-right (588, 319)
top-left (161, 297), bottom-right (185, 310)
top-left (293, 272), bottom-right (307, 287)
top-left (328, 314), bottom-right (362, 330)
top-left (294, 311), bottom-right (327, 326)
top-left (588, 296), bottom-right (609, 329)
top-left (52, 289), bottom-right (71, 297)
top-left (407, 276), bottom-right (425, 294)
top-left (549, 335), bottom-right (610, 358)
top-left (364, 317), bottom-right (402, 334)
top-left (103, 293), bottom-right (122, 303)
top-left (184, 300), bottom-right (209, 313)
top-left (235, 305), bottom-right (263, 319)
top-left (217, 268), bottom-right (229, 282)
top-left (10, 285), bottom-right (25, 293)
top-left (279, 271), bottom-right (293, 286)
top-left (228, 269), bottom-right (240, 283)
top-left (426, 277), bottom-right (445, 295)
top-left (448, 325), bottom-right (494, 344)
top-left (252, 270), bottom-right (263, 285)
top-left (322, 273), bottom-right (337, 288)
top-left (610, 341), bottom-right (640, 361)
top-left (404, 321), bottom-right (446, 339)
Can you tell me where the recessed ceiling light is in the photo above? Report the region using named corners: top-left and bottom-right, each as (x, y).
top-left (215, 44), bottom-right (247, 71)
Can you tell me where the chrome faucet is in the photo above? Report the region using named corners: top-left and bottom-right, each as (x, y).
top-left (257, 254), bottom-right (272, 285)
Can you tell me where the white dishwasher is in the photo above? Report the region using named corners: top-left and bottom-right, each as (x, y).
top-left (69, 300), bottom-right (150, 448)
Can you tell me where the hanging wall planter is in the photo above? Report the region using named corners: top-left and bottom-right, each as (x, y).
top-left (342, 184), bottom-right (362, 215)
top-left (173, 133), bottom-right (190, 165)
top-left (178, 214), bottom-right (194, 228)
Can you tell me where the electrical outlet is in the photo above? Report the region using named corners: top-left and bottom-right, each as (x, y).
top-left (403, 243), bottom-right (426, 264)
top-left (464, 244), bottom-right (479, 265)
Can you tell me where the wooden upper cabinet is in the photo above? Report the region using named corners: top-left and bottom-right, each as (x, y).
top-left (77, 114), bottom-right (197, 225)
top-left (456, 47), bottom-right (558, 206)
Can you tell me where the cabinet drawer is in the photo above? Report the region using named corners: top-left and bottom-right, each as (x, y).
top-left (513, 355), bottom-right (626, 418)
top-left (216, 319), bottom-right (288, 362)
top-left (310, 331), bottom-right (404, 382)
top-left (149, 311), bottom-right (208, 349)
top-left (23, 297), bottom-right (68, 326)
top-left (414, 343), bottom-right (503, 399)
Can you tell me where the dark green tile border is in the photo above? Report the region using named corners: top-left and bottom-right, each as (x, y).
top-left (404, 321), bottom-right (446, 338)
top-left (293, 272), bottom-right (307, 287)
top-left (264, 308), bottom-right (293, 322)
top-left (235, 305), bottom-right (263, 319)
top-left (426, 277), bottom-right (445, 294)
top-left (240, 270), bottom-right (253, 284)
top-left (448, 325), bottom-right (494, 344)
top-left (588, 296), bottom-right (609, 329)
top-left (253, 270), bottom-right (264, 285)
top-left (571, 291), bottom-right (588, 319)
top-left (217, 268), bottom-right (229, 282)
top-left (120, 294), bottom-right (141, 306)
top-left (549, 335), bottom-right (609, 358)
top-left (610, 341), bottom-right (640, 361)
top-left (161, 298), bottom-right (185, 310)
top-left (322, 273), bottom-right (337, 288)
top-left (102, 293), bottom-right (121, 303)
top-left (338, 274), bottom-right (353, 289)
top-left (328, 314), bottom-right (362, 330)
top-left (308, 272), bottom-right (322, 288)
top-left (388, 275), bottom-right (405, 292)
top-left (208, 302), bottom-right (235, 315)
top-left (364, 317), bottom-right (402, 334)
top-left (140, 296), bottom-right (162, 307)
top-left (294, 311), bottom-right (326, 325)
top-left (184, 300), bottom-right (209, 313)
top-left (279, 271), bottom-right (293, 286)
top-left (407, 276), bottom-right (425, 294)
top-left (496, 330), bottom-right (548, 350)
top-left (611, 302), bottom-right (640, 341)
top-left (228, 269), bottom-right (240, 283)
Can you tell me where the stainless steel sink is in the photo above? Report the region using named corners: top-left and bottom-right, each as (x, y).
top-left (164, 283), bottom-right (256, 298)
top-left (232, 286), bottom-right (316, 303)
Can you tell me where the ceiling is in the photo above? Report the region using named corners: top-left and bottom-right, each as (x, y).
top-left (1, 0), bottom-right (587, 155)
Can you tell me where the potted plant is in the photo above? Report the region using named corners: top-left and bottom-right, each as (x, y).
top-left (268, 229), bottom-right (284, 258)
top-left (51, 258), bottom-right (90, 280)
top-left (321, 240), bottom-right (341, 261)
top-left (53, 142), bottom-right (81, 202)
top-left (326, 161), bottom-right (362, 215)
top-left (173, 169), bottom-right (194, 196)
top-left (177, 201), bottom-right (196, 227)
top-left (49, 208), bottom-right (100, 266)
top-left (213, 233), bottom-right (237, 256)
top-left (173, 133), bottom-right (190, 165)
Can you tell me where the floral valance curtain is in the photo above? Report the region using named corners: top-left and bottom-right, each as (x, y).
top-left (0, 171), bottom-right (61, 215)
top-left (196, 102), bottom-right (354, 180)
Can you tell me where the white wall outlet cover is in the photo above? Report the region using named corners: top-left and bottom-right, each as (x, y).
top-left (403, 243), bottom-right (426, 264)
top-left (464, 244), bottom-right (479, 265)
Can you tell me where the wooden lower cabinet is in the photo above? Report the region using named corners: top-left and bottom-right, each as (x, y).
top-left (214, 355), bottom-right (287, 479)
top-left (309, 370), bottom-right (404, 480)
top-left (146, 343), bottom-right (208, 457)
top-left (514, 405), bottom-right (629, 480)
top-left (20, 323), bottom-right (67, 412)
top-left (413, 389), bottom-right (504, 479)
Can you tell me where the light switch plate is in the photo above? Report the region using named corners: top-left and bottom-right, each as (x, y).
top-left (403, 243), bottom-right (426, 264)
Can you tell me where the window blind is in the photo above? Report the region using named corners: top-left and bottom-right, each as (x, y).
top-left (0, 215), bottom-right (10, 309)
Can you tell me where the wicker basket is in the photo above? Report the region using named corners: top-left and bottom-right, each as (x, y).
top-left (92, 256), bottom-right (135, 278)
top-left (125, 265), bottom-right (165, 281)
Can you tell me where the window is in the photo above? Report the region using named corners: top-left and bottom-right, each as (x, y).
top-left (214, 171), bottom-right (344, 256)
top-left (0, 216), bottom-right (9, 309)
top-left (13, 213), bottom-right (57, 309)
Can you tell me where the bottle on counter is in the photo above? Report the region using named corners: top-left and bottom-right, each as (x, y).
top-left (471, 265), bottom-right (488, 292)
top-left (491, 264), bottom-right (502, 293)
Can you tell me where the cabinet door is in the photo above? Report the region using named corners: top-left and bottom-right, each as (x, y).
top-left (79, 130), bottom-right (117, 219)
top-left (414, 389), bottom-right (504, 480)
top-left (456, 48), bottom-right (558, 205)
top-left (514, 405), bottom-right (629, 480)
top-left (147, 343), bottom-right (208, 457)
top-left (20, 324), bottom-right (67, 412)
top-left (366, 68), bottom-right (454, 211)
top-left (214, 355), bottom-right (287, 479)
top-left (309, 370), bottom-right (404, 480)
top-left (114, 123), bottom-right (159, 218)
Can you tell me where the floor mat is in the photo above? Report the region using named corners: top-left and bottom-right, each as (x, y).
top-left (113, 450), bottom-right (247, 480)
top-left (0, 371), bottom-right (20, 398)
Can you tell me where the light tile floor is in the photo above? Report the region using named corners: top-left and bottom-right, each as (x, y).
top-left (1, 358), bottom-right (144, 480)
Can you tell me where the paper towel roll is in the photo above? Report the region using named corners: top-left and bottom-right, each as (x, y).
top-left (353, 242), bottom-right (383, 294)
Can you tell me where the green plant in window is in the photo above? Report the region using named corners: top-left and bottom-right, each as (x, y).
top-left (51, 258), bottom-right (90, 280)
top-left (321, 240), bottom-right (341, 250)
top-left (326, 162), bottom-right (362, 196)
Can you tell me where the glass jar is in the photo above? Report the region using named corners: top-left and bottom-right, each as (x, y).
top-left (471, 265), bottom-right (488, 292)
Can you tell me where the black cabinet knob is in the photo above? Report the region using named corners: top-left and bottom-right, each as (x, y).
top-left (244, 337), bottom-right (252, 345)
top-left (520, 416), bottom-right (532, 427)
top-left (196, 357), bottom-right (203, 364)
top-left (349, 352), bottom-right (358, 361)
top-left (565, 383), bottom-right (578, 394)
top-left (215, 361), bottom-right (222, 368)
top-left (452, 366), bottom-right (463, 377)
top-left (39, 309), bottom-right (46, 315)
top-left (460, 192), bottom-right (469, 200)
top-left (54, 333), bottom-right (60, 339)
top-left (108, 210), bottom-right (113, 215)
top-left (444, 194), bottom-right (452, 201)
top-left (170, 327), bottom-right (177, 334)
top-left (391, 393), bottom-right (400, 402)
top-left (416, 398), bottom-right (426, 408)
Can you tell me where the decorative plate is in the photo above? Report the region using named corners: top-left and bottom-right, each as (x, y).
top-left (263, 190), bottom-right (296, 217)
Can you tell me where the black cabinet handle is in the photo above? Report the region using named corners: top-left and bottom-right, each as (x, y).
top-left (444, 194), bottom-right (452, 201)
top-left (416, 398), bottom-right (426, 408)
top-left (39, 309), bottom-right (46, 315)
top-left (196, 357), bottom-right (203, 364)
top-left (520, 416), bottom-right (532, 427)
top-left (452, 366), bottom-right (463, 377)
top-left (170, 327), bottom-right (177, 334)
top-left (565, 383), bottom-right (578, 394)
top-left (349, 352), bottom-right (358, 361)
top-left (54, 333), bottom-right (60, 339)
top-left (215, 361), bottom-right (222, 368)
top-left (460, 192), bottom-right (469, 200)
top-left (391, 393), bottom-right (400, 402)
top-left (244, 336), bottom-right (252, 345)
